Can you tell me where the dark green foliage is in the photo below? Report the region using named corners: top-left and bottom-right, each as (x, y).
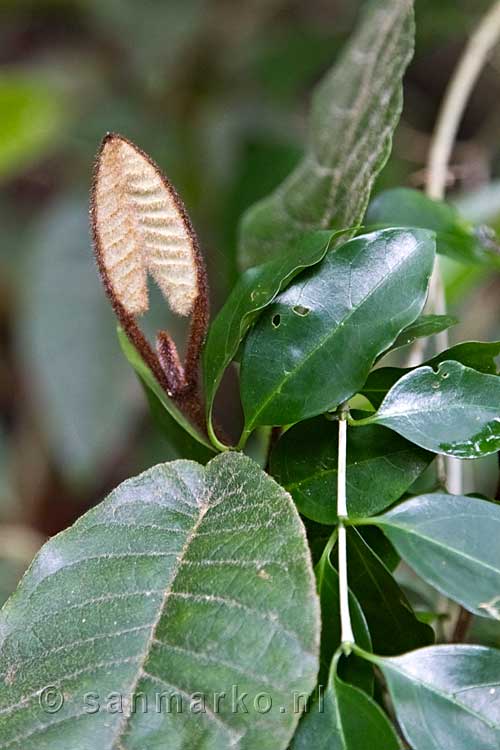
top-left (2, 0), bottom-right (500, 748)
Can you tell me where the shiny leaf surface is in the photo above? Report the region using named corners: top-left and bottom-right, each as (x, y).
top-left (362, 341), bottom-right (500, 408)
top-left (358, 360), bottom-right (500, 457)
top-left (366, 187), bottom-right (500, 267)
top-left (385, 314), bottom-right (457, 354)
top-left (203, 230), bottom-right (335, 435)
top-left (290, 655), bottom-right (401, 750)
top-left (240, 228), bottom-right (435, 431)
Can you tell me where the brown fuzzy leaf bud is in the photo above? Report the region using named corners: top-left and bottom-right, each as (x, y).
top-left (92, 133), bottom-right (200, 317)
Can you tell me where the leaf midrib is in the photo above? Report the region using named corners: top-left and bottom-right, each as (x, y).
top-left (378, 517), bottom-right (500, 580)
top-left (246, 236), bottom-right (428, 428)
top-left (111, 492), bottom-right (210, 748)
top-left (384, 661), bottom-right (500, 732)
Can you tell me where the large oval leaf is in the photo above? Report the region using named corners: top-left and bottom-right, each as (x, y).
top-left (357, 360), bottom-right (500, 457)
top-left (240, 228), bottom-right (435, 432)
top-left (270, 415), bottom-right (432, 524)
top-left (369, 645), bottom-right (500, 750)
top-left (238, 0), bottom-right (415, 269)
top-left (368, 493), bottom-right (500, 618)
top-left (0, 453), bottom-right (319, 749)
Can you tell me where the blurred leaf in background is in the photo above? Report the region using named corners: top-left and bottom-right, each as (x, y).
top-left (0, 70), bottom-right (66, 180)
top-left (18, 197), bottom-right (141, 483)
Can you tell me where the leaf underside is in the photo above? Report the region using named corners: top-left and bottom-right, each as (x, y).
top-left (374, 493), bottom-right (500, 618)
top-left (238, 0), bottom-right (415, 269)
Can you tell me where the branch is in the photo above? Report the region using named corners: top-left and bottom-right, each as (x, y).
top-left (408, 0), bottom-right (500, 494)
top-left (426, 0), bottom-right (500, 201)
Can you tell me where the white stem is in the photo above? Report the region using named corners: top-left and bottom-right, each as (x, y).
top-left (426, 0), bottom-right (500, 200)
top-left (337, 410), bottom-right (354, 646)
top-left (413, 1), bottom-right (500, 494)
top-left (337, 414), bottom-right (348, 517)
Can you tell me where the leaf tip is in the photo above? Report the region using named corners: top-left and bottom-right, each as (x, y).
top-left (91, 132), bottom-right (203, 319)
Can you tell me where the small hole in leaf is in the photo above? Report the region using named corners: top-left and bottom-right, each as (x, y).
top-left (293, 305), bottom-right (310, 317)
top-left (441, 371), bottom-right (450, 379)
top-left (272, 314), bottom-right (281, 328)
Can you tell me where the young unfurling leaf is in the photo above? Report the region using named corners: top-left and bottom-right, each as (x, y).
top-left (91, 133), bottom-right (209, 431)
top-left (92, 132), bottom-right (202, 317)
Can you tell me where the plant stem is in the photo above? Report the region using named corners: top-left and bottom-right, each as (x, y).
top-left (337, 404), bottom-right (354, 649)
top-left (424, 0), bottom-right (500, 364)
top-left (409, 0), bottom-right (500, 494)
top-left (426, 0), bottom-right (500, 201)
top-left (421, 0), bottom-right (500, 634)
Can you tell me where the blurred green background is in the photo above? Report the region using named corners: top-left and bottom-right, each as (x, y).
top-left (1, 0), bottom-right (500, 622)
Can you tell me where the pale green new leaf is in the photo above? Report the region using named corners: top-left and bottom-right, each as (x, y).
top-left (0, 71), bottom-right (65, 180)
top-left (238, 0), bottom-right (415, 269)
top-left (0, 453), bottom-right (319, 749)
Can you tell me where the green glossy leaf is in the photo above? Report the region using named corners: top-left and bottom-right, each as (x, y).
top-left (203, 230), bottom-right (335, 438)
top-left (290, 655), bottom-right (401, 750)
top-left (427, 341), bottom-right (500, 375)
top-left (19, 199), bottom-right (139, 481)
top-left (366, 187), bottom-right (500, 267)
top-left (345, 529), bottom-right (433, 655)
top-left (0, 453), bottom-right (319, 749)
top-left (238, 0), bottom-right (415, 269)
top-left (240, 228), bottom-right (435, 432)
top-left (362, 341), bottom-right (500, 408)
top-left (270, 415), bottom-right (432, 524)
top-left (386, 314), bottom-right (457, 353)
top-left (315, 534), bottom-right (372, 691)
top-left (357, 360), bottom-right (500, 457)
top-left (118, 327), bottom-right (215, 453)
top-left (368, 493), bottom-right (500, 618)
top-left (368, 645), bottom-right (500, 750)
